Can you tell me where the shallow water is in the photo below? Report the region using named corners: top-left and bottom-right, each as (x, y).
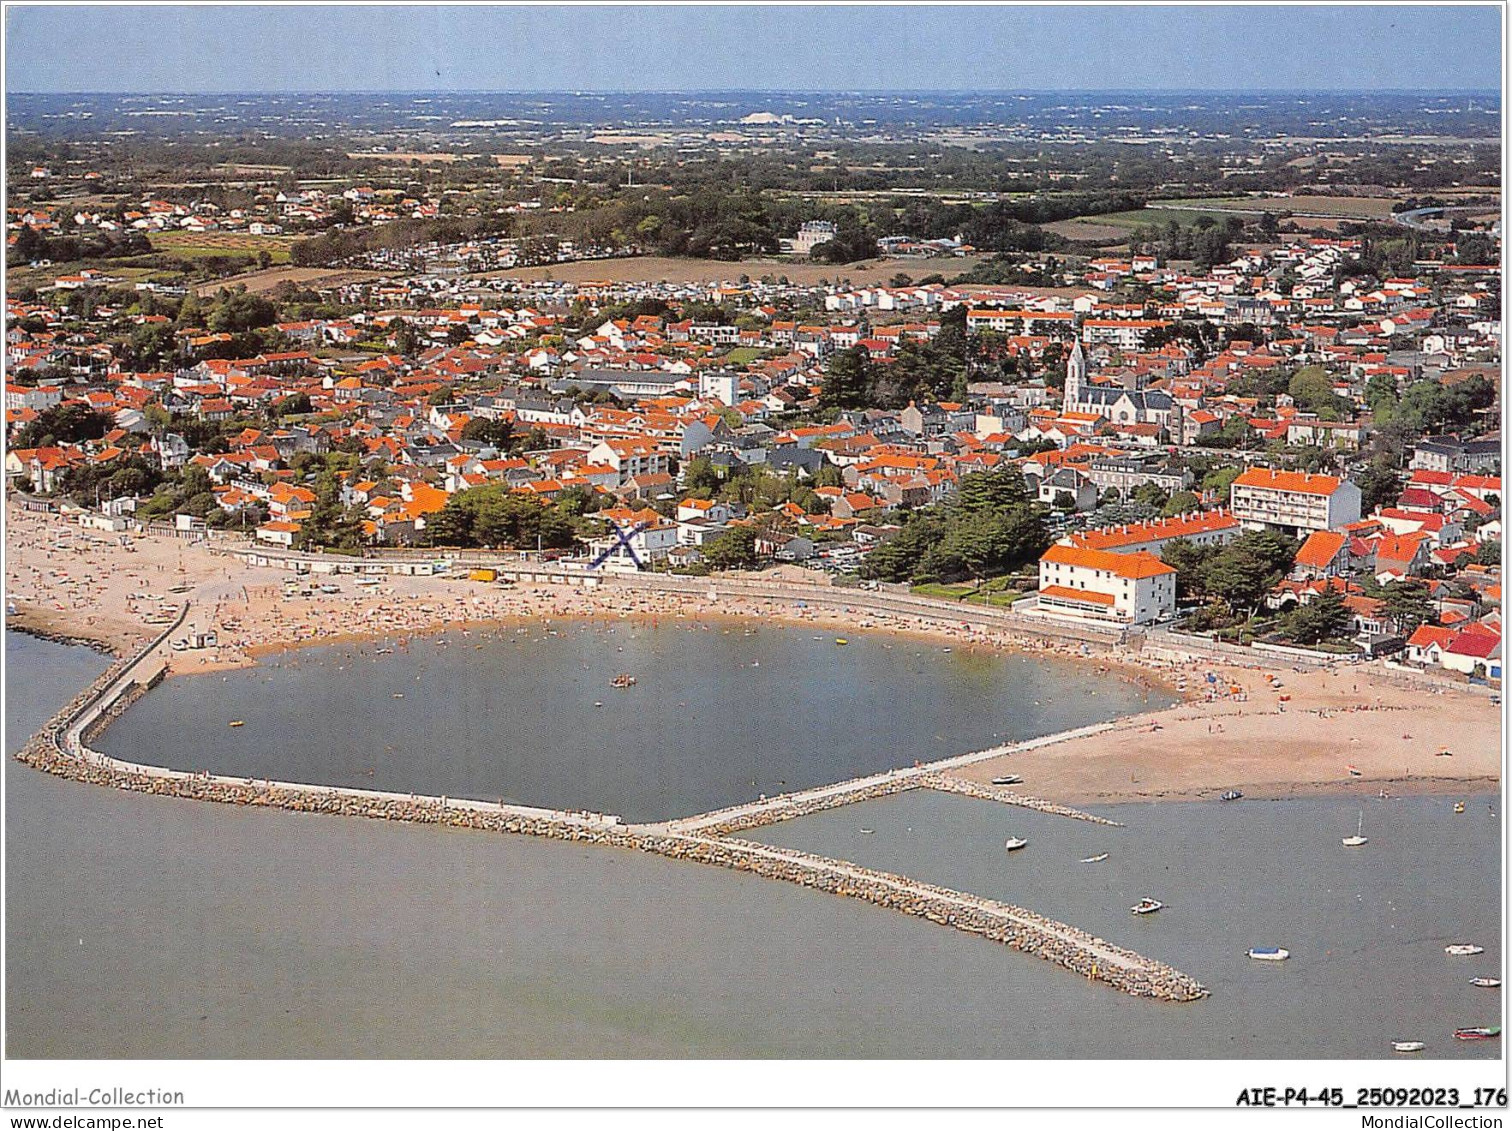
top-left (752, 789), bottom-right (1503, 1059)
top-left (96, 623), bottom-right (1169, 822)
top-left (7, 632), bottom-right (1500, 1059)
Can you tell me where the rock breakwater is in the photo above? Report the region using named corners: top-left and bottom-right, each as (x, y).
top-left (921, 775), bottom-right (1125, 826)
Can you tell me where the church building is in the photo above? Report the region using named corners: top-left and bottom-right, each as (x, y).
top-left (1061, 339), bottom-right (1182, 436)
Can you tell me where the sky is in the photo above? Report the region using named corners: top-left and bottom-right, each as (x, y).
top-left (4, 4), bottom-right (1503, 94)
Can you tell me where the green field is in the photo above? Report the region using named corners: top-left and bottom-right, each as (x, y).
top-left (1075, 207), bottom-right (1237, 229)
top-left (722, 346), bottom-right (769, 365)
top-left (149, 231), bottom-right (293, 264)
top-left (910, 579), bottom-right (1023, 606)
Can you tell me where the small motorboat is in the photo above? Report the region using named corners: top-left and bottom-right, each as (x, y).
top-left (227, 720), bottom-right (245, 728)
top-left (1392, 1041), bottom-right (1425, 1053)
top-left (859, 828), bottom-right (875, 835)
top-left (1004, 837), bottom-right (1028, 852)
top-left (609, 673), bottom-right (637, 688)
top-left (1446, 944), bottom-right (1485, 956)
top-left (1130, 898), bottom-right (1164, 915)
top-left (1343, 811), bottom-right (1368, 847)
top-left (1454, 801), bottom-right (1466, 814)
top-left (834, 638), bottom-right (848, 646)
top-left (1219, 790), bottom-right (1243, 802)
top-left (1470, 977), bottom-right (1502, 988)
top-left (1080, 853), bottom-right (1109, 863)
top-left (1454, 1027), bottom-right (1501, 1041)
top-left (991, 775), bottom-right (1023, 786)
top-left (1247, 947), bottom-right (1290, 961)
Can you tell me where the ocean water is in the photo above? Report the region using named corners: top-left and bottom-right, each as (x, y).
top-left (94, 622), bottom-right (1169, 823)
top-left (6, 631), bottom-right (1500, 1058)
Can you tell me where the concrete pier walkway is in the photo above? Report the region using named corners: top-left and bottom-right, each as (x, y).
top-left (648, 721), bottom-right (1122, 837)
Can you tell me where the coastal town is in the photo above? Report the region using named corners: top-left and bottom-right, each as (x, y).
top-left (2, 66), bottom-right (1504, 1080)
top-left (6, 155), bottom-right (1502, 682)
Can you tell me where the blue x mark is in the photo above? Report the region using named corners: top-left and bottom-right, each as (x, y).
top-left (589, 518), bottom-right (650, 570)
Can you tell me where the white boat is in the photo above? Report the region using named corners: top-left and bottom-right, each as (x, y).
top-left (1130, 898), bottom-right (1164, 915)
top-left (1392, 1041), bottom-right (1425, 1053)
top-left (1004, 838), bottom-right (1028, 852)
top-left (1446, 944), bottom-right (1485, 956)
top-left (991, 775), bottom-right (1023, 786)
top-left (1342, 810), bottom-right (1368, 847)
top-left (1470, 977), bottom-right (1501, 988)
top-left (1080, 853), bottom-right (1109, 863)
top-left (1247, 947), bottom-right (1290, 961)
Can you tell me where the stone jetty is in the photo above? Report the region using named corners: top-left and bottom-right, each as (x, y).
top-left (642, 834), bottom-right (1208, 1002)
top-left (14, 610), bottom-right (1207, 1004)
top-left (920, 774), bottom-right (1124, 827)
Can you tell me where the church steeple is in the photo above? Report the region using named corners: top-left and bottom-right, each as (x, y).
top-left (1063, 337), bottom-right (1087, 412)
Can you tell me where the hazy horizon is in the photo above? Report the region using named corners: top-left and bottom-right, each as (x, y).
top-left (5, 5), bottom-right (1501, 94)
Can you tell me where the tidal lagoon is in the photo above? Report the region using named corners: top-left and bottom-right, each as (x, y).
top-left (94, 622), bottom-right (1169, 822)
top-left (7, 631), bottom-right (1499, 1058)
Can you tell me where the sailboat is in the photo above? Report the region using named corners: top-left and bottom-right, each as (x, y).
top-left (1342, 811), bottom-right (1368, 847)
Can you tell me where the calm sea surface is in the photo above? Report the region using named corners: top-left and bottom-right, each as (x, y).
top-left (95, 622), bottom-right (1170, 822)
top-left (6, 630), bottom-right (1500, 1058)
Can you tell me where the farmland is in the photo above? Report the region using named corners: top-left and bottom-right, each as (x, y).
top-left (477, 254), bottom-right (991, 288)
top-left (1149, 194), bottom-right (1403, 219)
top-left (191, 264), bottom-right (386, 296)
top-left (149, 231), bottom-right (295, 263)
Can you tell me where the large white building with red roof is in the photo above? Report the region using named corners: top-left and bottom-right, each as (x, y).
top-left (1033, 543), bottom-right (1177, 625)
top-left (1230, 468), bottom-right (1362, 534)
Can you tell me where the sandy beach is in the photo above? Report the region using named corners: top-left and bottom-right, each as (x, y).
top-left (6, 500), bottom-right (1500, 808)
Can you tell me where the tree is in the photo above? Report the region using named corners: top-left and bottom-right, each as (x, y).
top-left (953, 463), bottom-right (1030, 514)
top-left (1287, 589), bottom-right (1351, 646)
top-left (390, 318), bottom-right (421, 356)
top-left (1381, 579), bottom-right (1435, 633)
top-left (1162, 490), bottom-right (1201, 517)
top-left (682, 455), bottom-right (722, 497)
top-left (1454, 232), bottom-right (1498, 265)
top-left (1197, 416), bottom-right (1253, 450)
top-left (295, 470), bottom-right (362, 551)
top-left (207, 291), bottom-right (277, 334)
top-left (1201, 530), bottom-right (1297, 616)
top-left (1287, 366), bottom-right (1348, 420)
top-left (1160, 537), bottom-right (1216, 601)
top-left (818, 345), bottom-right (874, 411)
top-left (460, 416), bottom-right (515, 449)
top-left (810, 226), bottom-right (877, 264)
top-left (1130, 483), bottom-right (1169, 510)
top-left (1365, 371), bottom-right (1400, 420)
top-left (1201, 464), bottom-right (1242, 497)
top-left (702, 525), bottom-right (759, 571)
top-left (1477, 540), bottom-right (1501, 566)
top-left (859, 464), bottom-right (1048, 584)
top-left (15, 405), bottom-right (114, 449)
top-left (1355, 458), bottom-right (1402, 514)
